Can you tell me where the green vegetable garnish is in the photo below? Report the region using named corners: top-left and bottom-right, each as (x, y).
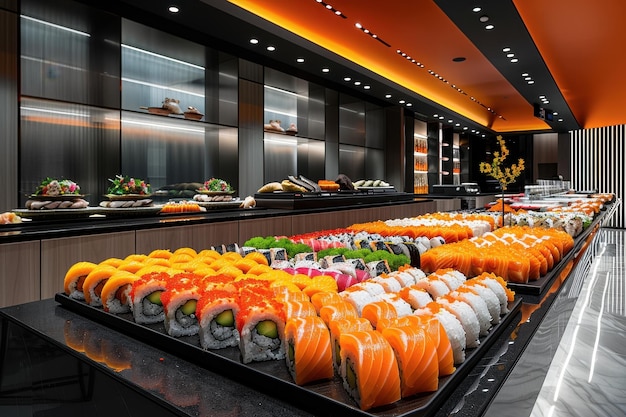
top-left (215, 309), bottom-right (234, 327)
top-left (180, 299), bottom-right (197, 316)
top-left (146, 291), bottom-right (163, 305)
top-left (346, 360), bottom-right (357, 389)
top-left (255, 320), bottom-right (278, 338)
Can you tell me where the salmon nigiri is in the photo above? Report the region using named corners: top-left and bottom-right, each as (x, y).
top-left (284, 316), bottom-right (333, 385)
top-left (381, 325), bottom-right (439, 397)
top-left (339, 330), bottom-right (401, 410)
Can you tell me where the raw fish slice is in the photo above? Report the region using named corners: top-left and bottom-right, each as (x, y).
top-left (101, 270), bottom-right (139, 313)
top-left (318, 301), bottom-right (358, 326)
top-left (339, 330), bottom-right (401, 410)
top-left (284, 316), bottom-right (334, 385)
top-left (328, 317), bottom-right (373, 373)
top-left (381, 325), bottom-right (439, 397)
top-left (83, 264), bottom-right (118, 307)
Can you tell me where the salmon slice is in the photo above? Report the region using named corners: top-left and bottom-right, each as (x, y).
top-left (339, 330), bottom-right (401, 410)
top-left (381, 325), bottom-right (439, 397)
top-left (64, 261), bottom-right (98, 300)
top-left (284, 316), bottom-right (334, 385)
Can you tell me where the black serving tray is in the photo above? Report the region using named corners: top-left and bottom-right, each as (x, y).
top-left (55, 293), bottom-right (521, 417)
top-left (254, 190), bottom-right (414, 209)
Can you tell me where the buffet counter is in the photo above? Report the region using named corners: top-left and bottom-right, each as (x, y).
top-left (0, 220), bottom-right (604, 417)
top-left (0, 198), bottom-right (439, 308)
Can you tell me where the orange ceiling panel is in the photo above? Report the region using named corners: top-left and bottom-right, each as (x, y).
top-left (513, 0), bottom-right (626, 129)
top-left (229, 0), bottom-right (551, 132)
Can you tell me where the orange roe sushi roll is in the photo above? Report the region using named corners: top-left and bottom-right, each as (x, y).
top-left (339, 330), bottom-right (401, 410)
top-left (381, 324), bottom-right (439, 397)
top-left (196, 288), bottom-right (240, 350)
top-left (284, 316), bottom-right (334, 385)
top-left (101, 270), bottom-right (139, 313)
top-left (64, 261), bottom-right (98, 300)
top-left (129, 271), bottom-right (171, 324)
top-left (83, 264), bottom-right (118, 307)
top-left (161, 273), bottom-right (203, 337)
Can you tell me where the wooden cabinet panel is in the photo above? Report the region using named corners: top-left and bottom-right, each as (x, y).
top-left (40, 231), bottom-right (135, 300)
top-left (0, 241), bottom-right (40, 308)
top-left (291, 211), bottom-right (353, 235)
top-left (135, 222), bottom-right (239, 254)
top-left (238, 217), bottom-right (292, 244)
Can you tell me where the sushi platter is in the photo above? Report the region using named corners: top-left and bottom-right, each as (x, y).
top-left (55, 292), bottom-right (521, 417)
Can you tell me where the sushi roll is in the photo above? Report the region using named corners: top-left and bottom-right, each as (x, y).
top-left (284, 316), bottom-right (334, 385)
top-left (328, 317), bottom-right (373, 373)
top-left (415, 314), bottom-right (456, 376)
top-left (415, 302), bottom-right (466, 364)
top-left (294, 252), bottom-right (317, 262)
top-left (463, 281), bottom-right (501, 324)
top-left (371, 276), bottom-right (402, 293)
top-left (196, 289), bottom-right (240, 350)
top-left (101, 270), bottom-right (139, 314)
top-left (414, 275), bottom-right (451, 299)
top-left (471, 273), bottom-right (514, 314)
top-left (387, 270), bottom-right (416, 288)
top-left (450, 287), bottom-right (492, 336)
top-left (161, 274), bottom-right (202, 337)
top-left (340, 290), bottom-right (376, 315)
top-left (434, 269), bottom-right (466, 291)
top-left (339, 330), bottom-right (401, 410)
top-left (129, 272), bottom-right (170, 324)
top-left (64, 261), bottom-right (98, 300)
top-left (310, 291), bottom-right (343, 313)
top-left (380, 325), bottom-right (439, 397)
top-left (269, 247), bottom-right (288, 263)
top-left (237, 292), bottom-right (286, 364)
top-left (437, 295), bottom-right (481, 348)
top-left (366, 260), bottom-right (390, 277)
top-left (376, 293), bottom-right (413, 317)
top-left (398, 285), bottom-right (433, 309)
top-left (83, 264), bottom-right (118, 307)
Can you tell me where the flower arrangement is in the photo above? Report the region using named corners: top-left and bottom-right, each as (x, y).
top-left (198, 178), bottom-right (233, 192)
top-left (35, 178), bottom-right (81, 196)
top-left (479, 135), bottom-right (525, 191)
top-left (107, 175), bottom-right (151, 195)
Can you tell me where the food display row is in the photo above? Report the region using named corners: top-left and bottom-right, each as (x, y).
top-left (51, 192), bottom-right (614, 416)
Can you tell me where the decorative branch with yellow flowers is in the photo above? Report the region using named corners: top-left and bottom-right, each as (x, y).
top-left (479, 135), bottom-right (525, 191)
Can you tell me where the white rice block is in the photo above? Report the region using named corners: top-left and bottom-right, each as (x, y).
top-left (415, 308), bottom-right (466, 364)
top-left (451, 291), bottom-right (492, 336)
top-left (371, 276), bottom-right (402, 293)
top-left (464, 283), bottom-right (501, 324)
top-left (480, 278), bottom-right (509, 314)
top-left (354, 282), bottom-right (386, 298)
top-left (389, 271), bottom-right (416, 288)
top-left (414, 277), bottom-right (451, 299)
top-left (399, 286), bottom-right (433, 309)
top-left (377, 293), bottom-right (412, 317)
top-left (404, 267), bottom-right (427, 281)
top-left (437, 298), bottom-right (480, 348)
top-left (341, 290), bottom-right (376, 315)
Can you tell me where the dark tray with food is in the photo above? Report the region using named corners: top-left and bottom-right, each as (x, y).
top-left (55, 292), bottom-right (521, 417)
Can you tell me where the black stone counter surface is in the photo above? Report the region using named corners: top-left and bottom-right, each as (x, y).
top-left (0, 223), bottom-right (608, 417)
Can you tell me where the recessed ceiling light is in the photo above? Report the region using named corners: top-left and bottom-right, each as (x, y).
top-left (439, 116), bottom-right (444, 120)
top-left (472, 7), bottom-right (482, 12)
top-left (406, 103), bottom-right (412, 107)
top-left (455, 123), bottom-right (461, 126)
top-left (363, 85), bottom-right (371, 90)
top-left (296, 58), bottom-right (305, 63)
top-left (326, 4), bottom-right (332, 9)
top-left (527, 80), bottom-right (535, 84)
top-left (343, 77), bottom-right (351, 81)
top-left (510, 58), bottom-right (518, 63)
top-left (503, 47), bottom-right (511, 52)
top-left (553, 112), bottom-right (559, 115)
top-left (558, 118), bottom-right (564, 122)
top-left (249, 38), bottom-right (259, 44)
top-left (448, 119), bottom-right (453, 123)
top-left (385, 94), bottom-right (392, 99)
top-left (168, 6), bottom-right (179, 13)
top-left (521, 73), bottom-right (529, 77)
top-left (335, 10), bottom-right (342, 15)
top-left (463, 127), bottom-right (468, 130)
top-left (399, 100), bottom-right (405, 104)
top-left (322, 67), bottom-right (330, 73)
top-left (266, 45), bottom-right (275, 51)
top-left (433, 114), bottom-right (439, 117)
top-left (355, 22), bottom-right (362, 29)
top-left (354, 81), bottom-right (361, 85)
top-left (485, 24), bottom-right (495, 30)
top-left (525, 77), bottom-right (532, 80)
top-left (479, 15), bottom-right (489, 22)
top-left (506, 53), bottom-right (515, 58)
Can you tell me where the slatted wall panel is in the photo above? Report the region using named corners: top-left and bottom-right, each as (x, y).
top-left (571, 125), bottom-right (625, 228)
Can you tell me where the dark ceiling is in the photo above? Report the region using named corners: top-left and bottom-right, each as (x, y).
top-left (103, 0), bottom-right (626, 135)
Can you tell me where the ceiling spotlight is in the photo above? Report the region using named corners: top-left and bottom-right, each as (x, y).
top-left (343, 77), bottom-right (351, 81)
top-left (479, 15), bottom-right (490, 22)
top-left (522, 73), bottom-right (529, 77)
top-left (472, 7), bottom-right (482, 12)
top-left (506, 53), bottom-right (515, 58)
top-left (399, 100), bottom-right (405, 104)
top-left (527, 80), bottom-right (535, 84)
top-left (249, 38), bottom-right (259, 44)
top-left (406, 103), bottom-right (412, 107)
top-left (363, 85), bottom-right (371, 90)
top-left (266, 45), bottom-right (276, 51)
top-left (503, 47), bottom-right (511, 52)
top-left (510, 58), bottom-right (518, 63)
top-left (485, 24), bottom-right (495, 30)
top-left (354, 81), bottom-right (361, 85)
top-left (296, 58), bottom-right (305, 63)
top-left (385, 94), bottom-right (392, 99)
top-left (322, 67), bottom-right (330, 73)
top-left (168, 6), bottom-right (179, 13)
top-left (355, 22), bottom-right (362, 29)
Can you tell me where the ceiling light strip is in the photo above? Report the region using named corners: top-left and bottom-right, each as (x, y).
top-left (314, 0), bottom-right (347, 19)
